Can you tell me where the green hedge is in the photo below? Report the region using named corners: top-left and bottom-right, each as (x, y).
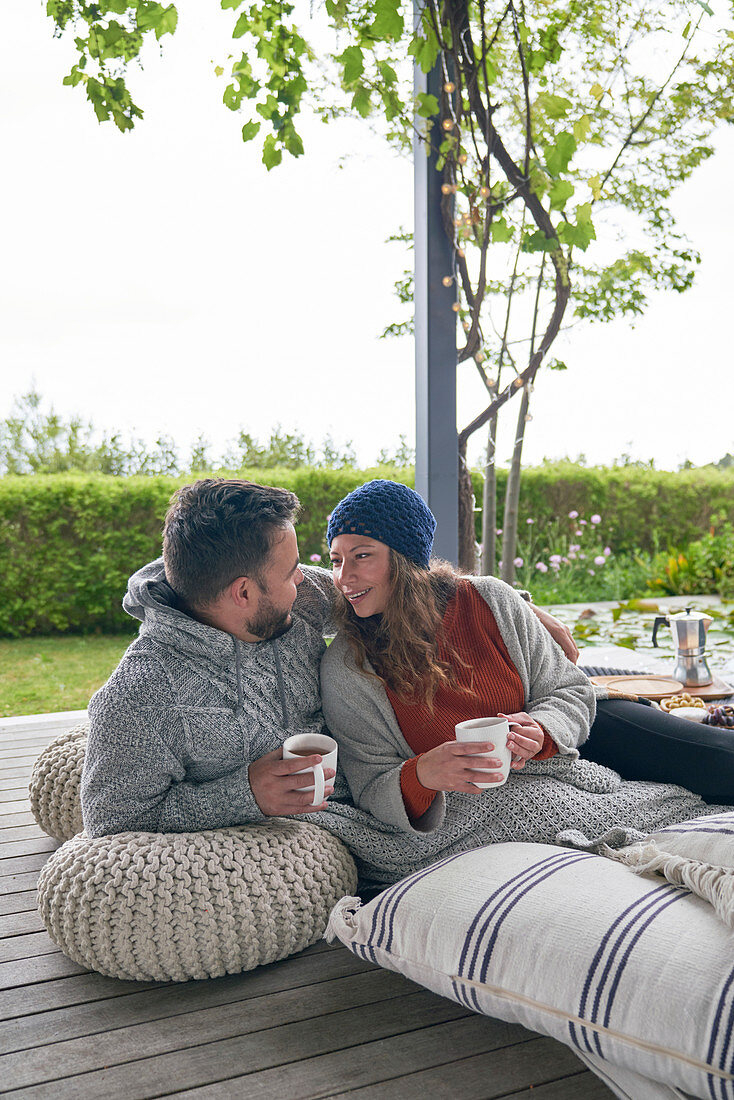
top-left (2, 464), bottom-right (733, 636)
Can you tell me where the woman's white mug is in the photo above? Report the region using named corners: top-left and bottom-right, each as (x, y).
top-left (282, 733), bottom-right (338, 807)
top-left (454, 717), bottom-right (511, 788)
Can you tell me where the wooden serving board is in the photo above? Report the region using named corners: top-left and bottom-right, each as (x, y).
top-left (590, 673), bottom-right (734, 701)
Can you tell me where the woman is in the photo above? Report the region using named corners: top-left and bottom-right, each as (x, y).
top-left (320, 478), bottom-right (730, 848)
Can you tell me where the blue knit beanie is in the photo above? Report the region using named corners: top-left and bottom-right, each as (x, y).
top-left (327, 480), bottom-right (436, 568)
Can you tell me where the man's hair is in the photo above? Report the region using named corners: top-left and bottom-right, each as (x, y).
top-left (163, 479), bottom-right (300, 609)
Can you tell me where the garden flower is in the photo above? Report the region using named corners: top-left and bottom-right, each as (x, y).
top-left (568, 552), bottom-right (576, 560)
top-left (569, 544), bottom-right (580, 553)
top-left (579, 519), bottom-right (587, 525)
top-left (591, 514), bottom-right (601, 524)
top-left (575, 529), bottom-right (583, 536)
top-left (496, 528), bottom-right (502, 535)
top-left (588, 569), bottom-right (595, 575)
top-left (526, 518), bottom-right (534, 524)
top-left (568, 510), bottom-right (578, 518)
top-left (604, 546), bottom-right (611, 556)
top-left (594, 555), bottom-right (606, 566)
top-left (309, 553), bottom-right (321, 562)
top-left (549, 554), bottom-right (562, 564)
top-left (513, 557), bottom-right (523, 567)
top-left (536, 562), bottom-right (548, 572)
top-left (579, 553), bottom-right (586, 560)
top-left (550, 560), bottom-right (561, 571)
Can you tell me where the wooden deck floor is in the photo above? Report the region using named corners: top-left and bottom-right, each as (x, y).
top-left (0, 716), bottom-right (615, 1099)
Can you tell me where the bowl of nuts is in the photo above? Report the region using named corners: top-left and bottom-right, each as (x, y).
top-left (660, 693), bottom-right (707, 717)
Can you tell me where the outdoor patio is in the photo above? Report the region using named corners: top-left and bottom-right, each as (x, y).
top-left (0, 712), bottom-right (616, 1098)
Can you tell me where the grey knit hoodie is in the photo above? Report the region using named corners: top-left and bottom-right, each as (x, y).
top-left (82, 560), bottom-right (726, 887)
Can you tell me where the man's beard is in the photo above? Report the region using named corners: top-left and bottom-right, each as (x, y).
top-left (247, 595), bottom-right (293, 642)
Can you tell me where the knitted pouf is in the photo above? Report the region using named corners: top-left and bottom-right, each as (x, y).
top-left (37, 822), bottom-right (358, 981)
top-left (29, 724), bottom-right (87, 841)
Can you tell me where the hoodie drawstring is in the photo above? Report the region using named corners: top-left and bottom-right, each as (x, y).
top-left (272, 640), bottom-right (291, 729)
top-left (233, 639), bottom-right (245, 720)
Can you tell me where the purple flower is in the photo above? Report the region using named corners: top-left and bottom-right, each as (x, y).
top-left (579, 519), bottom-right (588, 525)
top-left (513, 557), bottom-right (523, 567)
top-left (568, 552), bottom-right (576, 560)
top-left (549, 554), bottom-right (562, 564)
top-left (550, 560), bottom-right (561, 571)
top-left (496, 528), bottom-right (503, 535)
top-left (588, 568), bottom-right (595, 576)
top-left (535, 562), bottom-right (548, 573)
top-left (578, 553), bottom-right (586, 560)
top-left (568, 510), bottom-right (578, 519)
top-left (569, 544), bottom-right (580, 553)
top-left (591, 514), bottom-right (601, 525)
top-left (309, 553), bottom-right (321, 562)
top-left (526, 518), bottom-right (534, 524)
top-left (604, 546), bottom-right (611, 557)
top-left (594, 555), bottom-right (606, 566)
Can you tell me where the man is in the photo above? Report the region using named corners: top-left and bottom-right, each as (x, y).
top-left (81, 478), bottom-right (583, 879)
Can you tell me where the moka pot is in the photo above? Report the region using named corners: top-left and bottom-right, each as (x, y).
top-left (651, 607), bottom-right (714, 687)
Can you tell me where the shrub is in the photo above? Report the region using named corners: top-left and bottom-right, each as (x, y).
top-left (647, 517), bottom-right (734, 599)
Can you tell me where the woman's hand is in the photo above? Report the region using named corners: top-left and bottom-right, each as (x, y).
top-left (415, 741), bottom-right (505, 792)
top-left (500, 711), bottom-right (546, 769)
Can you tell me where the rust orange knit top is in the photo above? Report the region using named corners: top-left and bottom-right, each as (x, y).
top-left (386, 580), bottom-right (558, 821)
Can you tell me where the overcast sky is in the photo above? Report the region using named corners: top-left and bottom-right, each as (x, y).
top-left (2, 1), bottom-right (733, 471)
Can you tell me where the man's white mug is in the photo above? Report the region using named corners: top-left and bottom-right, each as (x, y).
top-left (282, 733), bottom-right (338, 807)
top-left (454, 716), bottom-right (511, 789)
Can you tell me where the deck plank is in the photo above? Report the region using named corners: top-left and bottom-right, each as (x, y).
top-left (168, 1014), bottom-right (532, 1100)
top-left (1, 991), bottom-right (473, 1098)
top-left (504, 1072), bottom-right (616, 1098)
top-left (0, 838), bottom-right (58, 860)
top-left (0, 814), bottom-right (37, 829)
top-left (0, 770), bottom-right (33, 782)
top-left (0, 801), bottom-right (31, 816)
top-left (0, 946), bottom-right (376, 1051)
top-left (0, 967), bottom-right (415, 1088)
top-left (321, 1037), bottom-right (604, 1099)
top-left (0, 779), bottom-right (31, 793)
top-left (0, 890), bottom-right (39, 917)
top-left (0, 949), bottom-right (89, 989)
top-left (0, 853), bottom-right (51, 876)
top-left (0, 930), bottom-right (59, 964)
top-left (0, 910), bottom-right (44, 939)
top-left (0, 870), bottom-right (40, 895)
top-left (0, 825), bottom-right (49, 844)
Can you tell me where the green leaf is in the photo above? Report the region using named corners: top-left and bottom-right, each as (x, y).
top-left (408, 28), bottom-right (440, 74)
top-left (241, 119), bottom-right (261, 141)
top-left (557, 203), bottom-right (596, 250)
top-left (232, 12), bottom-right (250, 38)
top-left (588, 173), bottom-right (602, 200)
top-left (378, 60), bottom-right (398, 86)
top-left (370, 0), bottom-right (403, 40)
top-left (549, 179), bottom-right (574, 210)
top-left (545, 131), bottom-right (577, 176)
top-left (262, 133), bottom-right (282, 170)
top-left (573, 114), bottom-right (591, 142)
top-left (521, 229), bottom-right (559, 253)
top-left (589, 82), bottom-right (605, 101)
top-left (416, 92), bottom-right (439, 119)
top-left (490, 217), bottom-right (513, 243)
top-left (351, 85), bottom-right (371, 117)
top-left (155, 6), bottom-right (178, 39)
top-left (338, 45), bottom-right (364, 87)
top-left (694, 0), bottom-right (713, 13)
top-left (214, 65), bottom-right (224, 77)
top-left (539, 93), bottom-right (571, 119)
top-left (548, 358), bottom-right (568, 371)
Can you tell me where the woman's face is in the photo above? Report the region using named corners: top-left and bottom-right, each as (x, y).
top-left (329, 534), bottom-right (392, 617)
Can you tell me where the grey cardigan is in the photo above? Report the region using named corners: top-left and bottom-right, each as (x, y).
top-left (320, 575), bottom-right (596, 834)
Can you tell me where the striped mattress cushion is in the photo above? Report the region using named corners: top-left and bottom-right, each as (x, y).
top-left (327, 842), bottom-right (734, 1099)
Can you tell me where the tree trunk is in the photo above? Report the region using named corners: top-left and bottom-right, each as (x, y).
top-left (458, 441), bottom-right (477, 573)
top-left (480, 416), bottom-right (497, 576)
top-left (500, 387), bottom-right (530, 584)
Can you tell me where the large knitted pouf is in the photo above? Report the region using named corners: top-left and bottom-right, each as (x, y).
top-left (29, 724), bottom-right (87, 841)
top-left (37, 822), bottom-right (358, 981)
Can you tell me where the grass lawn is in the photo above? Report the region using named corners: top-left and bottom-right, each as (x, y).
top-left (0, 634), bottom-right (134, 717)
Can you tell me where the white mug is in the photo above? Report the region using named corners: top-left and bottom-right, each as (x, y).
top-left (454, 716), bottom-right (511, 789)
top-left (282, 733), bottom-right (338, 807)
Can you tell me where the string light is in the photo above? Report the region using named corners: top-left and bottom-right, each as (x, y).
top-left (458, 153), bottom-right (468, 165)
top-left (443, 81), bottom-right (455, 93)
top-left (513, 378), bottom-right (523, 387)
top-left (525, 414), bottom-right (533, 421)
top-left (486, 377), bottom-right (497, 387)
top-left (454, 217), bottom-right (463, 227)
top-left (442, 118), bottom-right (454, 131)
top-left (451, 302), bottom-right (461, 312)
top-left (479, 185), bottom-right (490, 198)
top-left (442, 275), bottom-right (454, 287)
top-left (475, 351), bottom-right (486, 364)
top-left (456, 247), bottom-right (465, 258)
top-left (462, 319), bottom-right (471, 332)
top-left (441, 183), bottom-right (457, 195)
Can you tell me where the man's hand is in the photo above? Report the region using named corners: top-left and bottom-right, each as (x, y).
top-left (529, 604), bottom-right (579, 663)
top-left (499, 711), bottom-right (546, 769)
top-left (416, 741), bottom-right (505, 792)
top-left (248, 748), bottom-right (335, 816)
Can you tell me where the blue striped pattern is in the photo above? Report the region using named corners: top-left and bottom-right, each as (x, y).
top-left (571, 882), bottom-right (687, 1058)
top-left (706, 965), bottom-right (734, 1099)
